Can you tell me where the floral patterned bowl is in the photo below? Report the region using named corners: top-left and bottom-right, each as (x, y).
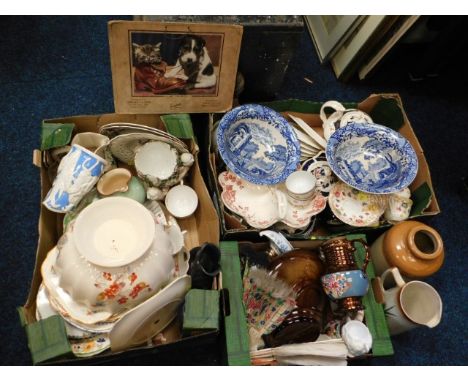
top-left (45, 210), bottom-right (183, 323)
top-left (321, 270), bottom-right (369, 301)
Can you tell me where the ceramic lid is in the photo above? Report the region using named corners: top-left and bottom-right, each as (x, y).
top-left (383, 221), bottom-right (444, 278)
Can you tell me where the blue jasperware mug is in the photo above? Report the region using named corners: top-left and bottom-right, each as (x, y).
top-left (43, 144), bottom-right (107, 213)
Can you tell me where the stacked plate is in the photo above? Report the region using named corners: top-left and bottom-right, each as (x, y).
top-left (38, 198), bottom-right (190, 356)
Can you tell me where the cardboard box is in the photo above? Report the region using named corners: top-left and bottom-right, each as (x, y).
top-left (19, 113), bottom-right (222, 365)
top-left (206, 94), bottom-right (440, 241)
top-left (219, 235), bottom-right (394, 366)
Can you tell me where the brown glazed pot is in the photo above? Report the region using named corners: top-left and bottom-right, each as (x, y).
top-left (370, 221), bottom-right (444, 279)
top-left (268, 248), bottom-right (325, 308)
top-left (265, 249), bottom-right (326, 345)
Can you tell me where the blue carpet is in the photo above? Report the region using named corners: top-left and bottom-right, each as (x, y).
top-left (0, 16), bottom-right (466, 365)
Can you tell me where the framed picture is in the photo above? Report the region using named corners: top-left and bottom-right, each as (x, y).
top-left (330, 15), bottom-right (388, 79)
top-left (108, 21), bottom-right (243, 113)
top-left (304, 15), bottom-right (364, 63)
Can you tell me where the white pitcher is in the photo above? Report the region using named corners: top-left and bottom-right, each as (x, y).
top-left (375, 267), bottom-right (442, 336)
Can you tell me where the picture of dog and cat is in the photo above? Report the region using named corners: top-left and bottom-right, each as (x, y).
top-left (131, 32), bottom-right (221, 96)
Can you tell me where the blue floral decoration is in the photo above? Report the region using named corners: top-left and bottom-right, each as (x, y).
top-left (216, 104), bottom-right (301, 185)
top-left (326, 121), bottom-right (418, 194)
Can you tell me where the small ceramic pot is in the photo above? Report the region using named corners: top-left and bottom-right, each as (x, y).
top-left (321, 269), bottom-right (369, 300)
top-left (165, 184), bottom-right (198, 219)
top-left (373, 267), bottom-right (442, 336)
top-left (43, 144), bottom-right (107, 213)
top-left (370, 221), bottom-right (444, 279)
top-left (285, 170), bottom-right (317, 207)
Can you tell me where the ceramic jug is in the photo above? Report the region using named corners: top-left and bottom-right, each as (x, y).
top-left (370, 221), bottom-right (444, 279)
top-left (319, 237), bottom-right (370, 312)
top-left (373, 267), bottom-right (442, 336)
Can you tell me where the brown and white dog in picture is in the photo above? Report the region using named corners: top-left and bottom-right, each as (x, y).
top-left (165, 35), bottom-right (217, 89)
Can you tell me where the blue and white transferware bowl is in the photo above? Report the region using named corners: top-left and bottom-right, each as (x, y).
top-left (326, 122), bottom-right (418, 194)
top-left (217, 104), bottom-right (301, 185)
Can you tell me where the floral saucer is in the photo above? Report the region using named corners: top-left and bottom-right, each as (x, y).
top-left (277, 184), bottom-right (328, 229)
top-left (70, 334), bottom-right (110, 357)
top-left (328, 182), bottom-right (388, 227)
top-left (219, 171), bottom-right (286, 229)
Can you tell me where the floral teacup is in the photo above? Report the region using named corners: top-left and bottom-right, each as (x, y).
top-left (321, 270), bottom-right (369, 300)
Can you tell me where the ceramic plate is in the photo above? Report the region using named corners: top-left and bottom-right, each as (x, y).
top-left (301, 159), bottom-right (338, 193)
top-left (99, 122), bottom-right (188, 149)
top-left (108, 132), bottom-right (188, 165)
top-left (70, 334), bottom-right (110, 357)
top-left (328, 182), bottom-right (388, 227)
top-left (217, 104), bottom-right (300, 185)
top-left (326, 122), bottom-right (418, 194)
top-left (109, 275), bottom-right (191, 352)
top-left (36, 284), bottom-right (97, 339)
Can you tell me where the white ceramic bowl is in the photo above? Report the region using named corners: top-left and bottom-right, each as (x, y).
top-left (52, 220), bottom-right (179, 320)
top-left (73, 197), bottom-right (155, 267)
top-left (165, 185), bottom-right (198, 218)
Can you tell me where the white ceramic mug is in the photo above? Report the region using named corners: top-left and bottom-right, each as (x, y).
top-left (375, 267), bottom-right (442, 336)
top-left (285, 170), bottom-right (317, 207)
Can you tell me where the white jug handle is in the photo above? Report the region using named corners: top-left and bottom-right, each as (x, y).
top-left (275, 189), bottom-right (288, 220)
top-left (381, 267), bottom-right (406, 290)
top-left (320, 100), bottom-right (346, 123)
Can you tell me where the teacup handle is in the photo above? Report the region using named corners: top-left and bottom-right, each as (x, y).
top-left (381, 267), bottom-right (406, 290)
top-left (320, 100), bottom-right (346, 123)
top-left (350, 238), bottom-right (371, 273)
top-left (274, 190), bottom-right (288, 220)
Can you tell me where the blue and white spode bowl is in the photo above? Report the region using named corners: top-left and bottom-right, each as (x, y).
top-left (326, 122), bottom-right (418, 194)
top-left (216, 104), bottom-right (301, 185)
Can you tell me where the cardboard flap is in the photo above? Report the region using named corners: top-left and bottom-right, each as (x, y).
top-left (350, 235), bottom-right (394, 357)
top-left (24, 315), bottom-right (72, 365)
top-left (40, 122), bottom-right (74, 150)
top-left (219, 241), bottom-right (251, 366)
top-left (183, 289), bottom-right (220, 332)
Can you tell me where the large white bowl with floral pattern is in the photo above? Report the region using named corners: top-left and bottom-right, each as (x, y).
top-left (43, 203), bottom-right (184, 323)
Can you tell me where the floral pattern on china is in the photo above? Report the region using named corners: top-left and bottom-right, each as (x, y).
top-left (216, 104), bottom-right (301, 185)
top-left (219, 171), bottom-right (327, 230)
top-left (328, 181), bottom-right (388, 227)
top-left (219, 171), bottom-right (286, 229)
top-left (277, 183), bottom-right (328, 229)
top-left (326, 121), bottom-right (418, 194)
top-left (321, 272), bottom-right (352, 300)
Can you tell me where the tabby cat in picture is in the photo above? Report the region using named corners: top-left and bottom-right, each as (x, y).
top-left (132, 42), bottom-right (185, 94)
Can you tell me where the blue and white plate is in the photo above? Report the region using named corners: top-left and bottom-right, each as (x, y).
top-left (326, 122), bottom-right (418, 194)
top-left (217, 104), bottom-right (301, 185)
